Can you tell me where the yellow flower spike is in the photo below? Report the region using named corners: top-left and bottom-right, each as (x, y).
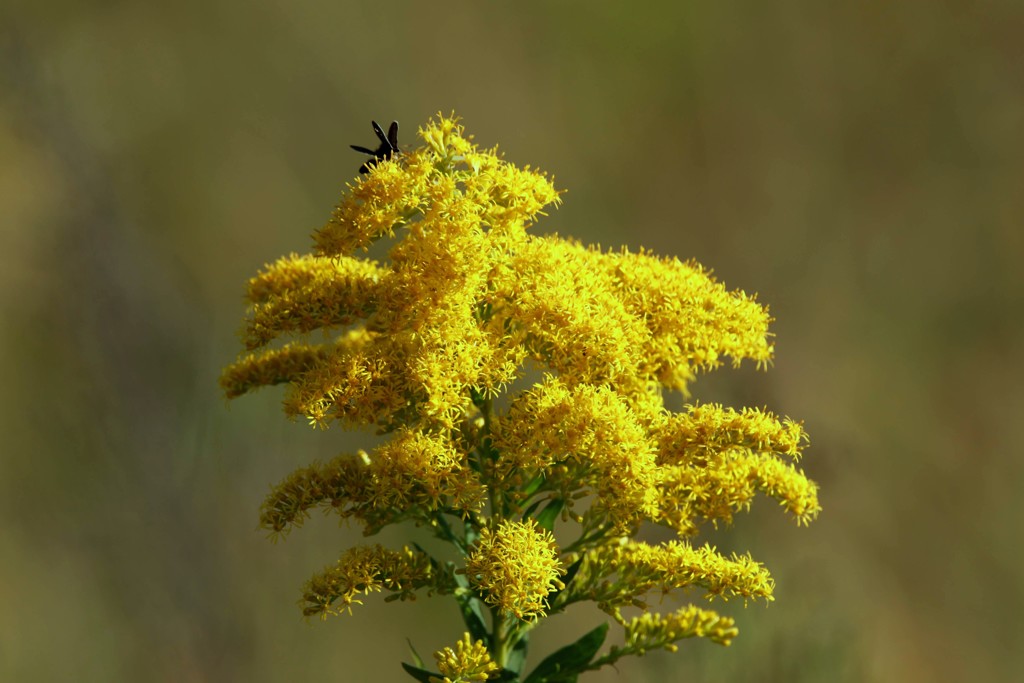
top-left (582, 540), bottom-right (775, 610)
top-left (258, 454), bottom-right (369, 536)
top-left (621, 606), bottom-right (739, 652)
top-left (241, 253), bottom-right (384, 350)
top-left (278, 331), bottom-right (407, 428)
top-left (603, 248), bottom-right (774, 391)
top-left (364, 428), bottom-right (486, 517)
top-left (219, 341), bottom-right (332, 400)
top-left (301, 544), bottom-right (436, 618)
top-left (315, 151), bottom-right (433, 257)
top-left (654, 403), bottom-right (820, 533)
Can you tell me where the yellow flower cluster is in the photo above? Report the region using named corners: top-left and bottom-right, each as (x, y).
top-left (220, 116), bottom-right (776, 434)
top-left (620, 606), bottom-right (739, 651)
top-left (430, 634), bottom-right (499, 683)
top-left (220, 114), bottom-right (821, 678)
top-left (302, 544), bottom-right (436, 618)
top-left (491, 376), bottom-right (660, 527)
top-left (465, 519), bottom-right (565, 621)
top-left (580, 540), bottom-right (775, 614)
top-left (259, 428), bottom-right (486, 536)
top-left (656, 403), bottom-right (820, 535)
top-left (241, 253), bottom-right (384, 350)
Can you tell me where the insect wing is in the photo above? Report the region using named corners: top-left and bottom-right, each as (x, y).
top-left (387, 121), bottom-right (400, 152)
top-left (371, 120), bottom-right (390, 148)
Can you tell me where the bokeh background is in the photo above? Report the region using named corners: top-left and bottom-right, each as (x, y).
top-left (2, 1), bottom-right (1021, 681)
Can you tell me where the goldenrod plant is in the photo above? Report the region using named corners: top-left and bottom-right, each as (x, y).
top-left (221, 114), bottom-right (820, 683)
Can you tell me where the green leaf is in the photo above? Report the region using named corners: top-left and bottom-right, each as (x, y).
top-left (455, 593), bottom-right (490, 645)
top-left (464, 519), bottom-right (480, 546)
top-left (521, 473), bottom-right (546, 497)
top-left (453, 572), bottom-right (490, 645)
top-left (534, 498), bottom-right (564, 532)
top-left (406, 639), bottom-right (425, 669)
top-left (491, 669), bottom-right (520, 682)
top-left (521, 498), bottom-right (545, 520)
top-left (521, 623), bottom-right (609, 683)
top-left (504, 631), bottom-right (529, 676)
top-left (401, 662), bottom-right (440, 683)
top-left (546, 556), bottom-right (583, 607)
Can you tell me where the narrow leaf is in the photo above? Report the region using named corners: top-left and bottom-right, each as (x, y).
top-left (522, 623), bottom-right (609, 683)
top-left (534, 498), bottom-right (564, 532)
top-left (464, 519), bottom-right (480, 546)
top-left (406, 639), bottom-right (425, 668)
top-left (504, 631), bottom-right (529, 676)
top-left (521, 498), bottom-right (545, 520)
top-left (546, 556), bottom-right (583, 607)
top-left (521, 473), bottom-right (546, 497)
top-left (401, 662), bottom-right (440, 683)
top-left (453, 573), bottom-right (490, 644)
top-left (455, 593), bottom-right (490, 645)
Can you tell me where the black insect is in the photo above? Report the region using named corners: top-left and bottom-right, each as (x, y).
top-left (350, 120), bottom-right (401, 174)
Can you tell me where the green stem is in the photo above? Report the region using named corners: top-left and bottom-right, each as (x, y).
top-left (431, 511), bottom-right (465, 554)
top-left (476, 395), bottom-right (508, 519)
top-left (491, 609), bottom-right (512, 667)
top-left (490, 609), bottom-right (538, 672)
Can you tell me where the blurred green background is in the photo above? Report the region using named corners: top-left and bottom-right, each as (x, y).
top-left (2, 1), bottom-right (1021, 681)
